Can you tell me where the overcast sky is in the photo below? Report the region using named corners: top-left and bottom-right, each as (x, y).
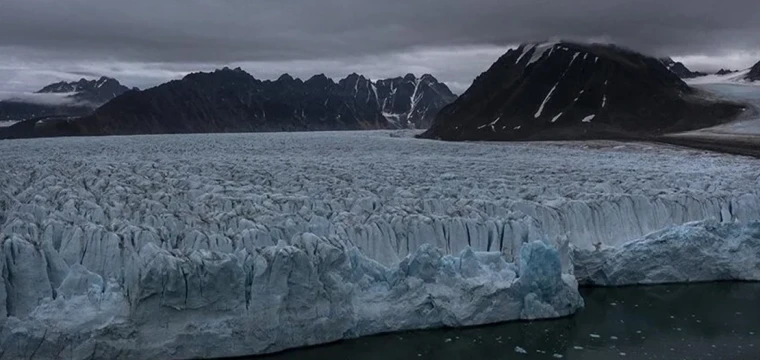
top-left (1, 0), bottom-right (759, 95)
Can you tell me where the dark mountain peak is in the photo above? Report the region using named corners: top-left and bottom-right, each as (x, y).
top-left (747, 61), bottom-right (760, 81)
top-left (657, 57), bottom-right (707, 79)
top-left (340, 72), bottom-right (368, 83)
top-left (420, 42), bottom-right (742, 142)
top-left (403, 73), bottom-right (417, 82)
top-left (277, 73), bottom-right (296, 82)
top-left (305, 73), bottom-right (335, 88)
top-left (420, 74), bottom-right (438, 82)
top-left (337, 73), bottom-right (371, 91)
top-left (35, 76), bottom-right (129, 95)
top-left (659, 57), bottom-right (676, 66)
top-left (36, 81), bottom-right (71, 94)
top-left (716, 69), bottom-right (737, 76)
top-left (2, 76), bottom-right (131, 122)
top-left (187, 67), bottom-right (257, 83)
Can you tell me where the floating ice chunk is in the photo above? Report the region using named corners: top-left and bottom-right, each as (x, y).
top-left (515, 346), bottom-right (528, 354)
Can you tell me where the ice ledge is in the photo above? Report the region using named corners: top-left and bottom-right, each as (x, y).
top-left (0, 238), bottom-right (582, 360)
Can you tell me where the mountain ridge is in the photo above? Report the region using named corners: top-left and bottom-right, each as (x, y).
top-left (0, 77), bottom-right (132, 122)
top-left (1, 69), bottom-right (456, 139)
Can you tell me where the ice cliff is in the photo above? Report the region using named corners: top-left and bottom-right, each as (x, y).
top-left (0, 236), bottom-right (581, 359)
top-left (0, 131), bottom-right (759, 358)
top-left (574, 220), bottom-right (760, 286)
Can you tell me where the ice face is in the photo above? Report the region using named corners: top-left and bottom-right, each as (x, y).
top-left (0, 237), bottom-right (581, 359)
top-left (574, 220), bottom-right (760, 286)
top-left (0, 131), bottom-right (758, 358)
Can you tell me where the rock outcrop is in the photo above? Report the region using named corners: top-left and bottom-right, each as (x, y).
top-left (660, 57), bottom-right (707, 79)
top-left (747, 61), bottom-right (760, 82)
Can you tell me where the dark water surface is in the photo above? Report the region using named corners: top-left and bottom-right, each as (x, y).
top-left (250, 283), bottom-right (760, 360)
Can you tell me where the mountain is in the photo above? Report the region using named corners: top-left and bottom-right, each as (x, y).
top-left (716, 69), bottom-right (738, 76)
top-left (660, 58), bottom-right (707, 79)
top-left (0, 77), bottom-right (132, 122)
top-left (37, 76), bottom-right (135, 104)
top-left (371, 74), bottom-right (457, 128)
top-left (747, 61), bottom-right (760, 82)
top-left (419, 42), bottom-right (744, 141)
top-left (1, 69), bottom-right (455, 139)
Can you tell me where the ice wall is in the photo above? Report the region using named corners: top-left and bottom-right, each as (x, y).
top-left (0, 236), bottom-right (581, 360)
top-left (574, 220), bottom-right (760, 286)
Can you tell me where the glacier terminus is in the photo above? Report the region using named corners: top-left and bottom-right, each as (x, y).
top-left (1, 131), bottom-right (759, 359)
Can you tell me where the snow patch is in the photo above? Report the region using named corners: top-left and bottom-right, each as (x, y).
top-left (477, 117), bottom-right (501, 131)
top-left (581, 114), bottom-right (595, 123)
top-left (526, 42), bottom-right (558, 67)
top-left (551, 113), bottom-right (563, 123)
top-left (515, 45), bottom-right (532, 64)
top-left (0, 120), bottom-right (19, 128)
top-left (535, 83), bottom-right (559, 118)
top-left (535, 53), bottom-right (580, 118)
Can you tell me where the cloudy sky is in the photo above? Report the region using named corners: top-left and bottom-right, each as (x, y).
top-left (1, 0), bottom-right (759, 96)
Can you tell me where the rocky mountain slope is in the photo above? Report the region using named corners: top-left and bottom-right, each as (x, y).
top-left (0, 77), bottom-right (131, 122)
top-left (660, 57), bottom-right (707, 79)
top-left (0, 69), bottom-right (455, 139)
top-left (716, 69), bottom-right (738, 76)
top-left (747, 61), bottom-right (760, 82)
top-left (420, 42), bottom-right (744, 141)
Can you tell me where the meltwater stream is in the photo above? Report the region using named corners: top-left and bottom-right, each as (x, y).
top-left (253, 283), bottom-right (760, 360)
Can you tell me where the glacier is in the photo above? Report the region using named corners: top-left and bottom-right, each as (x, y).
top-left (1, 131), bottom-right (759, 358)
top-left (0, 237), bottom-right (581, 359)
top-left (574, 219), bottom-right (760, 286)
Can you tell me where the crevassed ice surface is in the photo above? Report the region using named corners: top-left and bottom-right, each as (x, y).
top-left (1, 131), bottom-right (759, 359)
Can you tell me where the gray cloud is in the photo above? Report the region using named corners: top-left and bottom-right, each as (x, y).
top-left (0, 91), bottom-right (82, 106)
top-left (1, 0), bottom-right (759, 93)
